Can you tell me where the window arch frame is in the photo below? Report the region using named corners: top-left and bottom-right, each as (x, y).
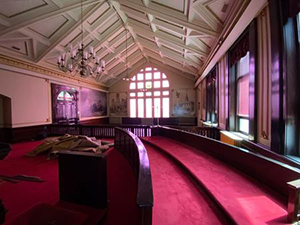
top-left (129, 66), bottom-right (170, 118)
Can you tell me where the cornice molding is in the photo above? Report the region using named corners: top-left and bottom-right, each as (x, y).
top-left (0, 54), bottom-right (108, 91)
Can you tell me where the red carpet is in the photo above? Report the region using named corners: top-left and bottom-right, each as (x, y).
top-left (145, 143), bottom-right (232, 225)
top-left (143, 136), bottom-right (289, 225)
top-left (0, 141), bottom-right (139, 225)
top-left (0, 141), bottom-right (59, 223)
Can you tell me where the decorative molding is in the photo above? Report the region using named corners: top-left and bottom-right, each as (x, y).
top-left (0, 54), bottom-right (108, 90)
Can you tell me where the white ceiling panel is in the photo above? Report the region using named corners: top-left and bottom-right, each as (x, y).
top-left (0, 0), bottom-right (251, 86)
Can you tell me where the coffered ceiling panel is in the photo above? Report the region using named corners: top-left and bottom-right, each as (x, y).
top-left (0, 0), bottom-right (251, 87)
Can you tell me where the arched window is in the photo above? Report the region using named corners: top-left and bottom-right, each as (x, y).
top-left (57, 91), bottom-right (74, 101)
top-left (129, 67), bottom-right (170, 118)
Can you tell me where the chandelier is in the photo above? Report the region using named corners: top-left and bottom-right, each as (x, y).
top-left (57, 0), bottom-right (105, 79)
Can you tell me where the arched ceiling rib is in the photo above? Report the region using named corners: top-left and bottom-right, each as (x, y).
top-left (0, 0), bottom-right (249, 87)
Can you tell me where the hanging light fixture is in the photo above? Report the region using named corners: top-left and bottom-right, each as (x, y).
top-left (57, 0), bottom-right (105, 79)
top-left (123, 27), bottom-right (131, 81)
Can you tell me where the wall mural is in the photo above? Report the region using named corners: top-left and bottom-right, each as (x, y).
top-left (109, 92), bottom-right (127, 116)
top-left (80, 88), bottom-right (107, 118)
top-left (172, 89), bottom-right (196, 116)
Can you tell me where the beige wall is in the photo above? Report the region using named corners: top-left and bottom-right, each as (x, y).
top-left (110, 66), bottom-right (194, 92)
top-left (0, 68), bottom-right (51, 128)
top-left (0, 65), bottom-right (108, 127)
top-left (109, 64), bottom-right (195, 118)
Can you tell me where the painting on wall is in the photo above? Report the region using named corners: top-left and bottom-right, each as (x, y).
top-left (172, 89), bottom-right (195, 116)
top-left (80, 88), bottom-right (107, 118)
top-left (109, 92), bottom-right (127, 117)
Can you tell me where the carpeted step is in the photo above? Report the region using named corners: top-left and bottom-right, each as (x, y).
top-left (143, 136), bottom-right (289, 225)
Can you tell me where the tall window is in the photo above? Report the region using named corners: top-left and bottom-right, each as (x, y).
top-left (129, 67), bottom-right (170, 118)
top-left (236, 52), bottom-right (250, 133)
top-left (229, 30), bottom-right (251, 135)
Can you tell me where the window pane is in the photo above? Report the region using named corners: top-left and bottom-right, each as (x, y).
top-left (145, 67), bottom-right (152, 71)
top-left (138, 99), bottom-right (144, 117)
top-left (132, 76), bottom-right (136, 81)
top-left (146, 92), bottom-right (152, 96)
top-left (154, 91), bottom-right (160, 96)
top-left (145, 73), bottom-right (152, 80)
top-left (145, 81), bottom-right (152, 89)
top-left (154, 68), bottom-right (157, 71)
top-left (239, 118), bottom-right (249, 134)
top-left (154, 81), bottom-right (161, 88)
top-left (154, 72), bottom-right (160, 79)
top-left (137, 73), bottom-right (144, 80)
top-left (130, 99), bottom-right (136, 118)
top-left (137, 82), bottom-right (144, 89)
top-left (130, 82), bottom-right (136, 89)
top-left (154, 98), bottom-right (160, 117)
top-left (238, 52), bottom-right (250, 77)
top-left (163, 91), bottom-right (169, 96)
top-left (162, 73), bottom-right (166, 78)
top-left (237, 75), bottom-right (249, 116)
top-left (162, 98), bottom-right (169, 118)
top-left (137, 92), bottom-right (144, 97)
top-left (162, 80), bottom-right (169, 88)
top-left (146, 98), bottom-right (152, 118)
top-left (130, 93), bottom-right (136, 97)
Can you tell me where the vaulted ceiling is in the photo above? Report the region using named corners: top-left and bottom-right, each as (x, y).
top-left (0, 0), bottom-right (250, 87)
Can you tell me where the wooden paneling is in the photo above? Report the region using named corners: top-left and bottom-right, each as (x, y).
top-left (217, 55), bottom-right (229, 130)
top-left (248, 20), bottom-right (258, 141)
top-left (11, 125), bottom-right (49, 143)
top-left (58, 151), bottom-right (107, 209)
top-left (79, 117), bottom-right (109, 125)
top-left (269, 0), bottom-right (285, 154)
top-left (257, 7), bottom-right (272, 147)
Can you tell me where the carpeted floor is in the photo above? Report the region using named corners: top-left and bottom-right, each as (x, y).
top-left (145, 143), bottom-right (232, 225)
top-left (143, 136), bottom-right (289, 225)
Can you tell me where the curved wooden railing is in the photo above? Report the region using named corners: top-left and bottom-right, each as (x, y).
top-left (166, 125), bottom-right (220, 140)
top-left (114, 127), bottom-right (153, 225)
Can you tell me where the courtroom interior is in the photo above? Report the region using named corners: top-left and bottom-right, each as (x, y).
top-left (0, 0), bottom-right (300, 224)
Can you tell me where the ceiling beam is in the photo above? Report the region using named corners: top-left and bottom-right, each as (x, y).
top-left (35, 2), bottom-right (104, 63)
top-left (117, 0), bottom-right (219, 37)
top-left (0, 0), bottom-right (101, 38)
top-left (110, 1), bottom-right (148, 61)
top-left (129, 22), bottom-right (208, 57)
top-left (193, 2), bottom-right (223, 31)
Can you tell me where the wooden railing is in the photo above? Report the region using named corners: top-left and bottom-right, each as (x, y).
top-left (49, 124), bottom-right (152, 138)
top-left (114, 127), bottom-right (153, 225)
top-left (166, 125), bottom-right (220, 140)
top-left (153, 126), bottom-right (300, 199)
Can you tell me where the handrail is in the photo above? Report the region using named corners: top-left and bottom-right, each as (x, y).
top-left (114, 127), bottom-right (153, 225)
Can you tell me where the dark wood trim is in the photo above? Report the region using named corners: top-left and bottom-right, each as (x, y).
top-left (269, 0), bottom-right (286, 154)
top-left (11, 125), bottom-right (49, 143)
top-left (282, 5), bottom-right (300, 156)
top-left (58, 151), bottom-right (108, 209)
top-left (248, 20), bottom-right (258, 141)
top-left (79, 117), bottom-right (109, 125)
top-left (115, 127), bottom-right (153, 225)
top-left (0, 128), bottom-right (12, 143)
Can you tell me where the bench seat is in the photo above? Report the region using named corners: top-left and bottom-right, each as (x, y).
top-left (143, 136), bottom-right (289, 225)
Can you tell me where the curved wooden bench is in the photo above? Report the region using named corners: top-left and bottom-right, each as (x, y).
top-left (145, 126), bottom-right (300, 224)
top-left (114, 127), bottom-right (153, 225)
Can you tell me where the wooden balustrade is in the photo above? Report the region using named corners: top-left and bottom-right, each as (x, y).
top-left (49, 124), bottom-right (152, 138)
top-left (114, 127), bottom-right (153, 225)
